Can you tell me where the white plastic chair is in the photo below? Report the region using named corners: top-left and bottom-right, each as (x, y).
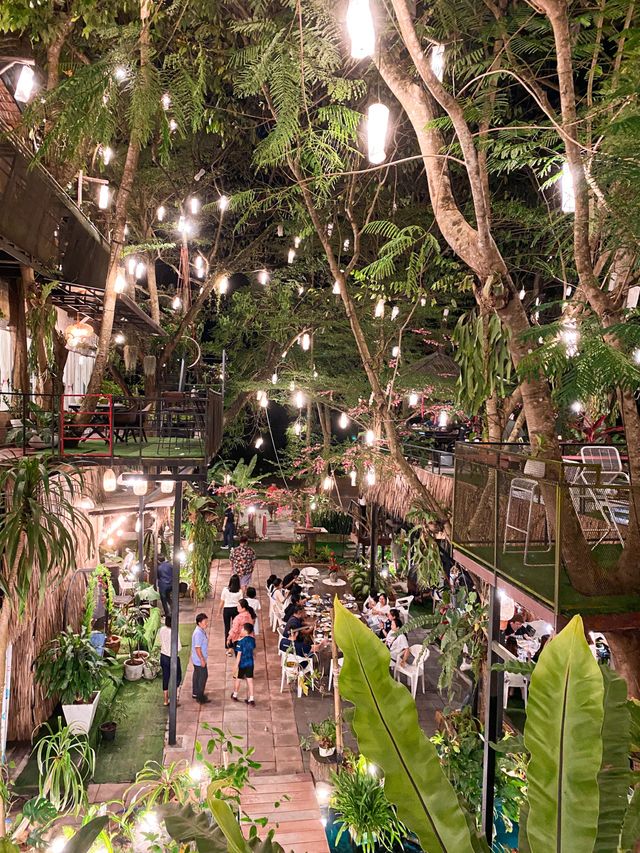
top-left (395, 595), bottom-right (414, 624)
top-left (270, 597), bottom-right (285, 632)
top-left (504, 671), bottom-right (528, 708)
top-left (280, 650), bottom-right (314, 698)
top-left (580, 446), bottom-right (629, 485)
top-left (328, 656), bottom-right (344, 690)
top-left (394, 644), bottom-right (429, 698)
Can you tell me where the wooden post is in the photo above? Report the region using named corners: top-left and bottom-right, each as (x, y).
top-left (331, 600), bottom-right (343, 760)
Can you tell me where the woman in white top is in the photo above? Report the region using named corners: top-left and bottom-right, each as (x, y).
top-left (367, 593), bottom-right (391, 632)
top-left (159, 616), bottom-right (182, 706)
top-left (245, 586), bottom-right (262, 635)
top-left (383, 610), bottom-right (409, 664)
top-left (219, 574), bottom-right (243, 652)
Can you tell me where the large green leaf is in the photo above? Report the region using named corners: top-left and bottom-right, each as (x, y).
top-left (620, 786), bottom-right (640, 852)
top-left (594, 667), bottom-right (631, 852)
top-left (333, 600), bottom-right (483, 853)
top-left (61, 816), bottom-right (109, 853)
top-left (524, 615), bottom-right (604, 853)
top-left (162, 802), bottom-right (227, 853)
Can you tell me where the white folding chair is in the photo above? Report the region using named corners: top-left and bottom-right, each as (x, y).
top-left (394, 644), bottom-right (429, 698)
top-left (395, 595), bottom-right (414, 624)
top-left (504, 671), bottom-right (528, 708)
top-left (280, 650), bottom-right (314, 698)
top-left (328, 656), bottom-right (344, 690)
top-left (580, 446), bottom-right (629, 485)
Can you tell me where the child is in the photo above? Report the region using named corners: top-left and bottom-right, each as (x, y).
top-left (231, 623), bottom-right (256, 705)
top-left (245, 586), bottom-right (261, 636)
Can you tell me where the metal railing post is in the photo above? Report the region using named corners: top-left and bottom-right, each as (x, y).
top-left (168, 480), bottom-right (183, 746)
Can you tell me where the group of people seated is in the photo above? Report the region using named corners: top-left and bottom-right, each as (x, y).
top-left (363, 593), bottom-right (411, 665)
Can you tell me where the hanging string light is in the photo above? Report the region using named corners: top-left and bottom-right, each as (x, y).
top-left (255, 436), bottom-right (264, 449)
top-left (561, 162), bottom-right (575, 213)
top-left (366, 467), bottom-right (376, 486)
top-left (103, 468), bottom-right (117, 492)
top-left (519, 287), bottom-right (526, 300)
top-left (301, 332), bottom-right (311, 351)
top-left (161, 92), bottom-right (171, 110)
top-left (195, 255), bottom-right (205, 278)
top-left (392, 345), bottom-right (400, 358)
top-left (333, 280), bottom-right (341, 294)
top-left (367, 102), bottom-right (390, 165)
top-left (219, 275), bottom-right (229, 295)
top-left (218, 195), bottom-right (230, 212)
top-left (323, 475), bottom-right (333, 491)
top-left (135, 261), bottom-right (146, 279)
top-left (327, 223), bottom-right (334, 237)
top-left (172, 295), bottom-right (182, 311)
top-left (346, 0), bottom-right (375, 58)
top-left (391, 306), bottom-right (399, 320)
top-left (431, 44), bottom-right (446, 81)
top-left (295, 391), bottom-right (305, 408)
top-left (160, 470), bottom-right (174, 493)
top-left (256, 390), bottom-right (265, 402)
top-left (294, 421), bottom-right (302, 436)
top-left (560, 319), bottom-right (579, 356)
top-left (156, 205), bottom-right (166, 222)
top-left (438, 410), bottom-right (449, 428)
top-left (288, 248), bottom-right (296, 264)
top-left (271, 372), bottom-right (278, 384)
top-left (189, 196), bottom-right (200, 214)
top-left (102, 146), bottom-right (113, 165)
top-left (115, 271), bottom-right (126, 294)
top-left (409, 392), bottom-right (419, 407)
top-left (365, 429), bottom-right (375, 445)
top-left (298, 285), bottom-right (304, 295)
top-left (343, 238), bottom-right (350, 251)
top-left (127, 257), bottom-right (136, 275)
top-left (169, 118), bottom-right (178, 132)
top-left (260, 395), bottom-right (269, 408)
top-left (177, 215), bottom-right (189, 234)
top-left (374, 298), bottom-right (385, 318)
top-left (294, 235), bottom-right (301, 248)
top-left (339, 412), bottom-right (349, 429)
top-left (349, 470), bottom-right (358, 487)
top-left (114, 332), bottom-right (125, 345)
top-left (420, 297), bottom-right (426, 307)
top-left (258, 269), bottom-right (269, 285)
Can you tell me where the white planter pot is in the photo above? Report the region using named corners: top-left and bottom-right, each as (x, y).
top-left (318, 745), bottom-right (335, 758)
top-left (124, 659), bottom-right (144, 681)
top-left (62, 691), bottom-right (100, 735)
top-left (142, 661), bottom-right (159, 680)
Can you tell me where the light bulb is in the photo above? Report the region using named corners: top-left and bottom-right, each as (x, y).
top-left (219, 276), bottom-right (229, 294)
top-left (160, 470), bottom-right (174, 493)
top-left (560, 321), bottom-right (579, 357)
top-left (633, 348), bottom-right (640, 365)
top-left (443, 308), bottom-right (450, 318)
top-left (114, 332), bottom-right (125, 345)
top-left (255, 436), bottom-right (264, 448)
top-left (298, 285), bottom-right (304, 295)
top-left (343, 238), bottom-right (350, 251)
top-left (157, 205), bottom-right (166, 222)
top-left (350, 470), bottom-right (357, 487)
top-left (135, 261), bottom-right (146, 279)
top-left (189, 196), bottom-right (200, 214)
top-left (271, 373), bottom-right (278, 384)
top-left (260, 395), bottom-right (268, 408)
top-left (391, 306), bottom-right (399, 320)
top-left (301, 332), bottom-right (311, 351)
top-left (561, 161), bottom-right (575, 213)
top-left (438, 410), bottom-right (449, 428)
top-left (169, 118), bottom-right (178, 132)
top-left (14, 64), bottom-right (35, 103)
top-left (256, 390), bottom-right (264, 402)
top-left (366, 468), bottom-right (376, 486)
top-left (374, 298), bottom-right (385, 318)
top-left (327, 223), bottom-right (334, 236)
top-left (392, 345), bottom-right (400, 357)
top-left (420, 297), bottom-right (426, 307)
top-left (288, 248), bottom-right (296, 264)
top-left (102, 146), bottom-right (113, 165)
top-left (409, 392), bottom-right (419, 406)
top-left (294, 235), bottom-right (301, 248)
top-left (310, 499), bottom-right (317, 510)
top-left (367, 102), bottom-right (390, 165)
top-left (431, 44), bottom-right (445, 82)
top-left (258, 269), bottom-right (269, 285)
top-left (177, 215), bottom-right (189, 234)
top-left (347, 0), bottom-right (375, 59)
top-left (188, 764), bottom-right (204, 782)
top-left (295, 391), bottom-right (305, 408)
top-left (294, 421), bottom-right (302, 436)
top-left (339, 412), bottom-right (349, 429)
top-left (172, 295), bottom-right (182, 311)
top-left (333, 280), bottom-right (341, 294)
top-left (519, 287), bottom-right (525, 300)
top-left (115, 272), bottom-right (126, 294)
top-left (195, 254), bottom-right (204, 271)
top-left (161, 92), bottom-right (171, 110)
top-left (365, 429), bottom-right (375, 446)
top-left (103, 468), bottom-right (117, 493)
top-left (127, 257), bottom-right (136, 275)
top-left (114, 65), bottom-right (127, 82)
top-left (570, 401), bottom-right (583, 413)
top-left (323, 475), bottom-right (333, 490)
top-left (219, 195), bottom-right (229, 212)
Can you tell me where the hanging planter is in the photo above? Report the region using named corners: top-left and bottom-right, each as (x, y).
top-left (64, 318), bottom-right (97, 357)
top-left (123, 344), bottom-right (139, 371)
top-left (143, 355), bottom-right (157, 378)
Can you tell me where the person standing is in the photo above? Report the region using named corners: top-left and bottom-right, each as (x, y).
top-left (230, 535), bottom-right (256, 594)
top-left (226, 599), bottom-right (256, 649)
top-left (231, 623), bottom-right (256, 705)
top-left (222, 506), bottom-right (235, 549)
top-left (159, 616), bottom-right (182, 706)
top-left (191, 613), bottom-right (209, 704)
top-left (218, 574), bottom-right (242, 652)
top-left (245, 586), bottom-right (261, 636)
top-left (157, 557), bottom-right (174, 618)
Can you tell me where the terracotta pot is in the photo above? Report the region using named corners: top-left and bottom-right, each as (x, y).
top-left (105, 635), bottom-right (121, 654)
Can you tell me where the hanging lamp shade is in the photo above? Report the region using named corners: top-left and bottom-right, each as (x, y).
top-left (347, 0), bottom-right (375, 58)
top-left (160, 469), bottom-right (174, 494)
top-left (64, 318), bottom-right (96, 356)
top-left (132, 476), bottom-right (148, 496)
top-left (367, 103), bottom-right (389, 165)
top-left (103, 468), bottom-right (117, 493)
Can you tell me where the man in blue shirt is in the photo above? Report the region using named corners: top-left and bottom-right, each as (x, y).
top-left (231, 623), bottom-right (256, 705)
top-left (157, 558), bottom-right (174, 618)
top-left (191, 613), bottom-right (209, 704)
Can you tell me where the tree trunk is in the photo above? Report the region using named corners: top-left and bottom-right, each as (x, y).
top-left (0, 598), bottom-right (10, 837)
top-left (606, 631), bottom-right (640, 698)
top-left (146, 251), bottom-right (160, 325)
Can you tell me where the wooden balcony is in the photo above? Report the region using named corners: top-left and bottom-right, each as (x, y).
top-left (452, 442), bottom-right (640, 628)
top-left (0, 390), bottom-right (223, 470)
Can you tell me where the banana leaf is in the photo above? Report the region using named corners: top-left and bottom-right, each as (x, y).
top-left (620, 786), bottom-right (640, 852)
top-left (333, 599), bottom-right (485, 853)
top-left (524, 615), bottom-right (604, 853)
top-left (594, 667), bottom-right (630, 852)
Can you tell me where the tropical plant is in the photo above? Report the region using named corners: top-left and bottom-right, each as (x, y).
top-left (34, 723), bottom-right (96, 813)
top-left (301, 717), bottom-right (337, 751)
top-left (113, 607), bottom-right (147, 663)
top-left (35, 627), bottom-right (110, 705)
top-left (186, 511), bottom-right (217, 602)
top-left (0, 457), bottom-right (92, 831)
top-left (83, 564), bottom-right (116, 634)
top-left (334, 602), bottom-right (640, 852)
top-left (289, 543), bottom-right (307, 561)
top-left (331, 755), bottom-right (409, 853)
top-left (343, 561), bottom-right (391, 602)
top-left (141, 606), bottom-right (161, 652)
top-left (311, 509), bottom-right (352, 535)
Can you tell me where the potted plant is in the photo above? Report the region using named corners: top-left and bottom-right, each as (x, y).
top-left (99, 697), bottom-right (128, 743)
top-left (302, 717), bottom-right (337, 758)
top-left (142, 648), bottom-right (161, 680)
top-left (289, 543), bottom-right (307, 564)
top-left (114, 607), bottom-right (148, 681)
top-left (35, 627), bottom-right (110, 734)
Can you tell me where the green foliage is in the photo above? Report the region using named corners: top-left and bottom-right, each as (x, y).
top-left (141, 606), bottom-right (161, 652)
top-left (310, 508), bottom-right (351, 534)
top-left (343, 560), bottom-right (391, 601)
top-left (406, 508), bottom-right (446, 590)
top-left (188, 512), bottom-right (218, 602)
top-left (301, 717), bottom-right (337, 750)
top-left (452, 312), bottom-right (514, 416)
top-left (83, 564), bottom-right (116, 633)
top-left (289, 543), bottom-right (307, 561)
top-left (331, 756), bottom-right (409, 853)
top-left (34, 723), bottom-right (95, 813)
top-left (35, 627), bottom-right (110, 704)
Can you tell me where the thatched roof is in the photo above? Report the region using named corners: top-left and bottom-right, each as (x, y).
top-left (364, 466), bottom-right (453, 522)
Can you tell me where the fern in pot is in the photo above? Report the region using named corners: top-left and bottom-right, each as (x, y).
top-left (35, 627), bottom-right (110, 735)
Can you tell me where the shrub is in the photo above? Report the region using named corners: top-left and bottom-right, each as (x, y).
top-left (36, 627), bottom-right (110, 704)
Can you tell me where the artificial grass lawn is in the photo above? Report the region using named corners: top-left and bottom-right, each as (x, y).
top-left (66, 436), bottom-right (205, 460)
top-left (92, 622), bottom-right (192, 783)
top-left (458, 543), bottom-right (640, 615)
top-left (246, 538), bottom-right (351, 561)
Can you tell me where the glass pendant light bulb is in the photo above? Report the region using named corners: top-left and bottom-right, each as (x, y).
top-left (301, 332), bottom-right (311, 351)
top-left (365, 429), bottom-right (375, 445)
top-left (374, 298), bottom-right (385, 318)
top-left (218, 195), bottom-right (229, 212)
top-left (102, 146), bottom-right (113, 165)
top-left (219, 276), bottom-right (229, 294)
top-left (366, 467), bottom-right (376, 485)
top-left (333, 280), bottom-right (341, 294)
top-left (258, 269), bottom-right (269, 285)
top-left (339, 412), bottom-right (349, 429)
top-left (255, 436), bottom-right (264, 448)
top-left (409, 392), bottom-right (418, 406)
top-left (347, 0), bottom-right (375, 59)
top-left (350, 470), bottom-right (357, 487)
top-left (431, 44), bottom-right (445, 82)
top-left (288, 248), bottom-right (296, 264)
top-left (115, 272), bottom-right (126, 294)
top-left (127, 257), bottom-right (136, 275)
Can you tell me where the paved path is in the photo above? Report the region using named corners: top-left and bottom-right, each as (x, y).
top-left (164, 558), bottom-right (304, 777)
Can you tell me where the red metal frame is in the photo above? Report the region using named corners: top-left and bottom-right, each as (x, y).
top-left (59, 394), bottom-right (113, 458)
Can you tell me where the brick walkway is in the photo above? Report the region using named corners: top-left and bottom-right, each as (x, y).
top-left (164, 558), bottom-right (304, 775)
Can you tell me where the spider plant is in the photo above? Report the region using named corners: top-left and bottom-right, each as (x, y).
top-left (34, 723), bottom-right (95, 813)
top-left (331, 756), bottom-right (408, 853)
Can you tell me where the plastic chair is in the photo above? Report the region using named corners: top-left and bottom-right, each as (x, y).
top-left (270, 597), bottom-right (285, 632)
top-left (328, 656), bottom-right (344, 690)
top-left (395, 595), bottom-right (414, 624)
top-left (394, 644), bottom-right (429, 698)
top-left (280, 650), bottom-right (313, 698)
top-left (504, 671), bottom-right (528, 708)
